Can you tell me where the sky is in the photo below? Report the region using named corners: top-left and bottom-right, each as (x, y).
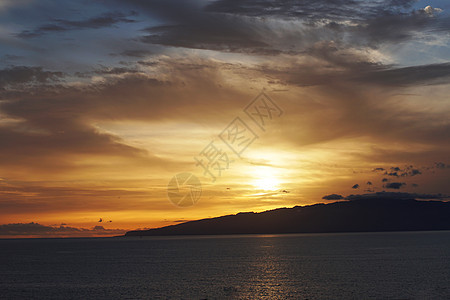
top-left (0, 0), bottom-right (449, 238)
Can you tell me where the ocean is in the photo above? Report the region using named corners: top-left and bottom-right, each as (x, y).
top-left (1, 231), bottom-right (450, 299)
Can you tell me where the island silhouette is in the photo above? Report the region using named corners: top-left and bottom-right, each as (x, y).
top-left (125, 196), bottom-right (450, 236)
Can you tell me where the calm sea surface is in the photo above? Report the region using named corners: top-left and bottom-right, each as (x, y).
top-left (1, 231), bottom-right (450, 299)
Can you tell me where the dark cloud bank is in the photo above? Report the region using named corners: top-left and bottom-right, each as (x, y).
top-left (323, 191), bottom-right (448, 201)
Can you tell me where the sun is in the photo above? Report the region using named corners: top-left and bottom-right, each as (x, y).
top-left (251, 166), bottom-right (281, 191)
top-left (253, 177), bottom-right (280, 191)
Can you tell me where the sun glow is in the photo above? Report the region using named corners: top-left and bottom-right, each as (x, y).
top-left (251, 166), bottom-right (282, 191)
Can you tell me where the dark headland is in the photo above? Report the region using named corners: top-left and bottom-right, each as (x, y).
top-left (125, 197), bottom-right (450, 236)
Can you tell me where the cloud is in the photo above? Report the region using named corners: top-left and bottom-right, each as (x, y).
top-left (384, 182), bottom-right (406, 189)
top-left (205, 0), bottom-right (416, 20)
top-left (357, 9), bottom-right (434, 46)
top-left (256, 41), bottom-right (450, 91)
top-left (115, 0), bottom-right (448, 57)
top-left (0, 0), bottom-right (30, 12)
top-left (345, 191), bottom-right (448, 201)
top-left (0, 66), bottom-right (64, 88)
top-left (18, 12), bottom-right (137, 38)
top-left (139, 16), bottom-right (269, 54)
top-left (94, 66), bottom-right (140, 75)
top-left (386, 172), bottom-right (400, 177)
top-left (357, 63), bottom-right (450, 86)
top-left (0, 59), bottom-right (249, 173)
top-left (322, 194), bottom-right (344, 200)
top-left (0, 222), bottom-right (126, 237)
top-left (352, 184), bottom-right (360, 189)
top-left (435, 162), bottom-right (448, 169)
top-left (407, 169), bottom-right (421, 176)
top-left (205, 0), bottom-right (447, 49)
top-left (422, 5), bottom-right (443, 16)
top-left (1, 55), bottom-right (448, 191)
top-left (116, 49), bottom-right (155, 58)
top-left (373, 168), bottom-right (385, 172)
top-left (371, 165), bottom-right (425, 179)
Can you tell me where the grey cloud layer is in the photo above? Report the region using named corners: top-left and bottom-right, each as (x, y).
top-left (128, 0), bottom-right (449, 54)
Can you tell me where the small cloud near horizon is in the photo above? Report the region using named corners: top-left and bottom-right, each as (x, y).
top-left (322, 194), bottom-right (344, 200)
top-left (384, 182), bottom-right (406, 189)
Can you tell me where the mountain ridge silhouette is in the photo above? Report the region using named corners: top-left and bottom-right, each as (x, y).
top-left (125, 197), bottom-right (450, 236)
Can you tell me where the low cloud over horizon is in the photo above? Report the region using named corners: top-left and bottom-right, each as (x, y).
top-left (0, 222), bottom-right (127, 238)
top-left (323, 191), bottom-right (449, 202)
top-left (3, 190), bottom-right (450, 238)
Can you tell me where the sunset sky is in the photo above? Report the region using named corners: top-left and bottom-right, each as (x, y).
top-left (0, 0), bottom-right (449, 237)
